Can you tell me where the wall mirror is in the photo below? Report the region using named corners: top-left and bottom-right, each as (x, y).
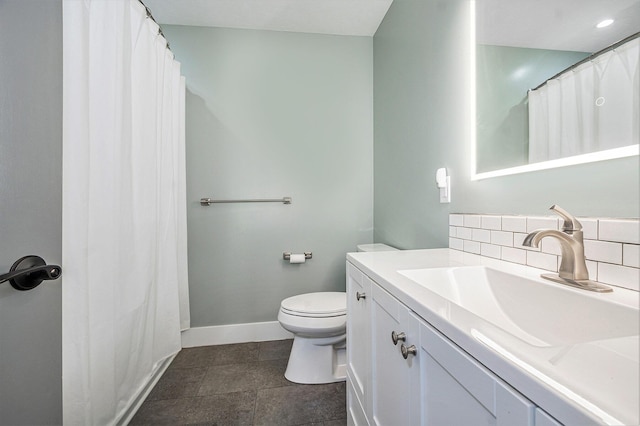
top-left (472, 0), bottom-right (639, 180)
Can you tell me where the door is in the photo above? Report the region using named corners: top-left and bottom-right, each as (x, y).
top-left (0, 1), bottom-right (63, 423)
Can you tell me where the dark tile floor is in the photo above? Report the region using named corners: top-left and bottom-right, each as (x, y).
top-left (130, 339), bottom-right (347, 425)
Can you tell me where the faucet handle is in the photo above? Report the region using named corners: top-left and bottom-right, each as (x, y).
top-left (550, 205), bottom-right (582, 232)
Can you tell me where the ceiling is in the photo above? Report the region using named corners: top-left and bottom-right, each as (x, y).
top-left (144, 0), bottom-right (639, 52)
top-left (477, 0), bottom-right (640, 52)
top-left (143, 0), bottom-right (394, 36)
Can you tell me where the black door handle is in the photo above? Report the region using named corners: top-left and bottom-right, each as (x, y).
top-left (0, 255), bottom-right (62, 291)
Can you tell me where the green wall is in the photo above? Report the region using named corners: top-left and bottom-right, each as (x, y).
top-left (162, 26), bottom-right (373, 327)
top-left (165, 0), bottom-right (639, 327)
top-left (373, 0), bottom-right (472, 249)
top-left (373, 0), bottom-right (639, 250)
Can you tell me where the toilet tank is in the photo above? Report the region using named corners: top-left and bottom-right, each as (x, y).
top-left (356, 243), bottom-right (398, 252)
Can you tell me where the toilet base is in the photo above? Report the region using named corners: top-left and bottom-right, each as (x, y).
top-left (284, 334), bottom-right (346, 384)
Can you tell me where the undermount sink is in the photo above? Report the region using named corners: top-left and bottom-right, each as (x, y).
top-left (398, 266), bottom-right (639, 347)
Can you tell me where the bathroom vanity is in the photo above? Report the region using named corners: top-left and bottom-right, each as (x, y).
top-left (345, 249), bottom-right (639, 426)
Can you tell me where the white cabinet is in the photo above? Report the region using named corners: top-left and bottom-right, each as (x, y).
top-left (347, 378), bottom-right (369, 426)
top-left (417, 312), bottom-right (535, 426)
top-left (346, 261), bottom-right (372, 422)
top-left (347, 261), bottom-right (558, 426)
top-left (534, 408), bottom-right (563, 426)
top-left (370, 283), bottom-right (421, 425)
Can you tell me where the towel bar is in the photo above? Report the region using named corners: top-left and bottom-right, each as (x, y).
top-left (200, 197), bottom-right (291, 206)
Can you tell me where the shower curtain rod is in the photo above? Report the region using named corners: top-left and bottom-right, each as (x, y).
top-left (139, 0), bottom-right (172, 53)
top-left (530, 31), bottom-right (639, 92)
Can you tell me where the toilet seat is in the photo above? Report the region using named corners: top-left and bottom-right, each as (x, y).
top-left (280, 292), bottom-right (346, 318)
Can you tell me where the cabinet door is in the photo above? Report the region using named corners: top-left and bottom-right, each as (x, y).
top-left (371, 284), bottom-right (420, 426)
top-left (534, 408), bottom-right (563, 426)
top-left (419, 319), bottom-right (535, 426)
top-left (347, 377), bottom-right (369, 426)
top-left (346, 262), bottom-right (372, 414)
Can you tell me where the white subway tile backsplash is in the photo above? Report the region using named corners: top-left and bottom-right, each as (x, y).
top-left (481, 215), bottom-right (502, 230)
top-left (464, 215), bottom-right (481, 228)
top-left (623, 244), bottom-right (640, 268)
top-left (450, 214), bottom-right (464, 226)
top-left (501, 247), bottom-right (527, 265)
top-left (449, 213), bottom-right (639, 292)
top-left (584, 240), bottom-right (623, 264)
top-left (527, 251), bottom-right (558, 272)
top-left (472, 228), bottom-right (491, 243)
top-left (463, 240), bottom-right (481, 254)
top-left (579, 218), bottom-right (598, 240)
top-left (491, 230), bottom-right (513, 247)
top-left (481, 243), bottom-right (501, 259)
top-left (514, 232), bottom-right (539, 251)
top-left (541, 238), bottom-right (562, 256)
top-left (599, 219), bottom-right (640, 244)
top-left (456, 227), bottom-right (473, 240)
top-left (527, 217), bottom-right (560, 233)
top-left (586, 260), bottom-right (598, 281)
top-left (598, 263), bottom-right (640, 291)
top-left (502, 216), bottom-right (527, 233)
top-left (449, 237), bottom-right (464, 251)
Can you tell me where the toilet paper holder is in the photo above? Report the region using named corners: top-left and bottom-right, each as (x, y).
top-left (283, 252), bottom-right (313, 260)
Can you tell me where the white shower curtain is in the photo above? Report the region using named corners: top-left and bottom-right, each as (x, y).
top-left (528, 37), bottom-right (639, 163)
top-left (62, 1), bottom-right (189, 424)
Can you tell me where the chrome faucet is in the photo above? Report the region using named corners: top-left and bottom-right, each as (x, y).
top-left (522, 205), bottom-right (612, 292)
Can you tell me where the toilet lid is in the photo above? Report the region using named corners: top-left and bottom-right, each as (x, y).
top-left (280, 292), bottom-right (346, 317)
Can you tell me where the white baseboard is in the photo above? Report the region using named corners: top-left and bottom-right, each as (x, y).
top-left (181, 320), bottom-right (293, 348)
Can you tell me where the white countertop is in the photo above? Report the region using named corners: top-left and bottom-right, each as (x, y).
top-left (347, 249), bottom-right (640, 426)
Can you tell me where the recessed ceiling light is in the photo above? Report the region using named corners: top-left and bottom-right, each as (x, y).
top-left (596, 19), bottom-right (614, 28)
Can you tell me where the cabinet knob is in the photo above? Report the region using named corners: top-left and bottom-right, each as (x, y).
top-left (356, 291), bottom-right (366, 301)
top-left (391, 331), bottom-right (406, 345)
top-left (401, 344), bottom-right (417, 359)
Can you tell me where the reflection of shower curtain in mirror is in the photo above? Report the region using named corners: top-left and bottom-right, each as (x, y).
top-left (528, 37), bottom-right (639, 163)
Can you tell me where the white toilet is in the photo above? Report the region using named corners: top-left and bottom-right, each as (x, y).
top-left (278, 292), bottom-right (347, 384)
top-left (278, 243), bottom-right (398, 384)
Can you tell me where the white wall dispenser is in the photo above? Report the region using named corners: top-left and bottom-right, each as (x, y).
top-left (435, 167), bottom-right (451, 203)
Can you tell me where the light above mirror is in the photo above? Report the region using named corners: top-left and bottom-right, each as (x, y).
top-left (471, 0), bottom-right (640, 180)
